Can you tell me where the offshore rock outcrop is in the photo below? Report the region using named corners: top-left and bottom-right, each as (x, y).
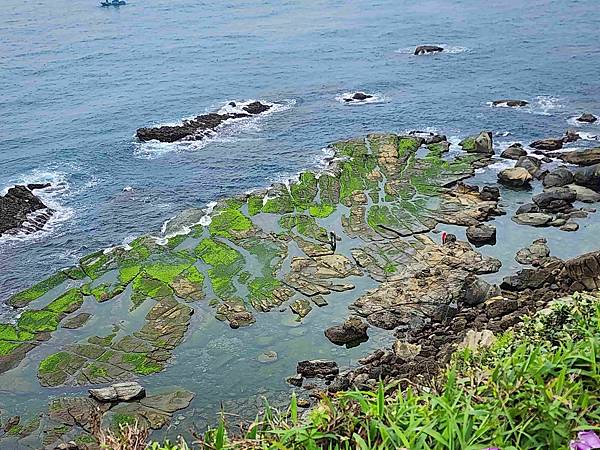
top-left (136, 101), bottom-right (272, 143)
top-left (414, 45), bottom-right (443, 55)
top-left (0, 184), bottom-right (52, 236)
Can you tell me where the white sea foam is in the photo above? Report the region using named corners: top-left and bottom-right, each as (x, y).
top-left (531, 95), bottom-right (564, 116)
top-left (335, 92), bottom-right (389, 105)
top-left (0, 170), bottom-right (74, 245)
top-left (134, 99), bottom-right (296, 160)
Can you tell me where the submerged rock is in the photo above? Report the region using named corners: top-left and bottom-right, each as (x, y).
top-left (577, 113), bottom-right (598, 123)
top-left (498, 167), bottom-right (533, 187)
top-left (0, 184), bottom-right (53, 236)
top-left (500, 143), bottom-right (527, 160)
top-left (89, 382), bottom-right (146, 402)
top-left (414, 45), bottom-right (443, 55)
top-left (324, 317), bottom-right (369, 346)
top-left (492, 99), bottom-right (528, 107)
top-left (136, 101), bottom-right (272, 143)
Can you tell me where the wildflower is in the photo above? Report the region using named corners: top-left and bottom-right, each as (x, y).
top-left (570, 431), bottom-right (600, 450)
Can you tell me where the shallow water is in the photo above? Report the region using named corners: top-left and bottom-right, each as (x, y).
top-left (1, 0), bottom-right (600, 445)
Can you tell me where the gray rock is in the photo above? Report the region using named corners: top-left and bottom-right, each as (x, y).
top-left (324, 317), bottom-right (369, 346)
top-left (257, 351), bottom-right (278, 363)
top-left (515, 155), bottom-right (545, 179)
top-left (566, 184), bottom-right (600, 203)
top-left (516, 203), bottom-right (540, 214)
top-left (543, 167), bottom-right (574, 188)
top-left (460, 276), bottom-right (498, 306)
top-left (500, 143), bottom-right (527, 160)
top-left (532, 187), bottom-right (576, 212)
top-left (480, 186), bottom-right (500, 201)
top-left (574, 163), bottom-right (600, 191)
top-left (512, 213), bottom-right (553, 227)
top-left (563, 129), bottom-right (581, 143)
top-left (466, 223), bottom-right (496, 246)
top-left (577, 113), bottom-right (597, 123)
top-left (515, 238), bottom-right (550, 265)
top-left (460, 131), bottom-right (494, 155)
top-left (560, 222), bottom-right (579, 232)
top-left (89, 382), bottom-right (146, 403)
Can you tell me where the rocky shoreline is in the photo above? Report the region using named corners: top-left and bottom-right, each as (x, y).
top-left (2, 127), bottom-right (600, 448)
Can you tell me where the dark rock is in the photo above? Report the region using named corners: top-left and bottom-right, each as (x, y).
top-left (500, 143), bottom-right (527, 160)
top-left (532, 187), bottom-right (576, 212)
top-left (485, 298), bottom-right (520, 319)
top-left (501, 268), bottom-right (553, 291)
top-left (559, 147), bottom-right (600, 166)
top-left (136, 101), bottom-right (272, 143)
top-left (324, 317), bottom-right (369, 346)
top-left (26, 182), bottom-right (51, 191)
top-left (480, 186), bottom-right (500, 201)
top-left (492, 99), bottom-right (528, 107)
top-left (516, 203), bottom-right (540, 214)
top-left (3, 415), bottom-right (20, 433)
top-left (543, 167), bottom-right (574, 188)
top-left (297, 360), bottom-right (339, 378)
top-left (530, 138), bottom-right (563, 151)
top-left (577, 113), bottom-right (597, 123)
top-left (347, 92), bottom-right (373, 101)
top-left (414, 45), bottom-right (443, 55)
top-left (409, 131), bottom-right (447, 145)
top-left (564, 251), bottom-right (600, 290)
top-left (0, 185), bottom-right (53, 236)
top-left (466, 223), bottom-right (496, 246)
top-left (286, 374), bottom-right (303, 387)
top-left (498, 167), bottom-right (533, 187)
top-left (89, 382), bottom-right (146, 402)
top-left (574, 163), bottom-right (600, 191)
top-left (563, 129), bottom-right (581, 143)
top-left (460, 276), bottom-right (498, 306)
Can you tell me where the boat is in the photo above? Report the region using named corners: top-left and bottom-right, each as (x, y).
top-left (100, 0), bottom-right (126, 6)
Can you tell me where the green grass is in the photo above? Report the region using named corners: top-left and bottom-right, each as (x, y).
top-left (151, 292), bottom-right (600, 450)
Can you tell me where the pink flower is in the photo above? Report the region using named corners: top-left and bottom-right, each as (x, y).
top-left (570, 431), bottom-right (600, 450)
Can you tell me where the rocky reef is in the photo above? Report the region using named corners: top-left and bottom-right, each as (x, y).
top-left (3, 128), bottom-right (600, 448)
top-left (136, 101), bottom-right (272, 143)
top-left (0, 183), bottom-right (53, 237)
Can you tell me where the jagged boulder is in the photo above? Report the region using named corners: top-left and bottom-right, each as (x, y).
top-left (459, 131), bottom-right (494, 155)
top-left (532, 187), bottom-right (576, 212)
top-left (466, 223), bottom-right (496, 246)
top-left (89, 382), bottom-right (146, 402)
top-left (564, 251), bottom-right (600, 290)
top-left (297, 360), bottom-right (339, 378)
top-left (515, 238), bottom-right (550, 265)
top-left (515, 155), bottom-right (546, 179)
top-left (0, 184), bottom-right (53, 236)
top-left (574, 163), bottom-right (600, 191)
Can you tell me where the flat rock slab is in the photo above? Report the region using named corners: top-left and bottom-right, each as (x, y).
top-left (89, 381), bottom-right (146, 402)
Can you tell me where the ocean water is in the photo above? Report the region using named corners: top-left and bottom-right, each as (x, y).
top-left (1, 0), bottom-right (600, 442)
top-left (2, 0), bottom-right (599, 303)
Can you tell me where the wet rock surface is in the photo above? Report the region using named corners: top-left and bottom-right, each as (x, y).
top-left (492, 99), bottom-right (528, 107)
top-left (0, 184), bottom-right (53, 236)
top-left (559, 147), bottom-right (600, 166)
top-left (466, 223), bottom-right (496, 246)
top-left (459, 131), bottom-right (494, 155)
top-left (136, 101), bottom-right (272, 142)
top-left (515, 238), bottom-right (551, 265)
top-left (324, 317), bottom-right (369, 347)
top-left (500, 143), bottom-right (527, 160)
top-left (577, 113), bottom-right (597, 123)
top-left (414, 45), bottom-right (443, 55)
top-left (530, 138), bottom-right (563, 151)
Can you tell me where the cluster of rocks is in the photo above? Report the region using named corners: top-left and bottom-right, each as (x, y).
top-left (342, 92), bottom-right (374, 103)
top-left (0, 183), bottom-right (53, 237)
top-left (313, 248), bottom-right (600, 393)
top-left (491, 99), bottom-right (528, 107)
top-left (136, 101), bottom-right (272, 142)
top-left (0, 383), bottom-right (193, 449)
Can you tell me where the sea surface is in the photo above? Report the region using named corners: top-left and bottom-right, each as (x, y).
top-left (1, 0), bottom-right (600, 442)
